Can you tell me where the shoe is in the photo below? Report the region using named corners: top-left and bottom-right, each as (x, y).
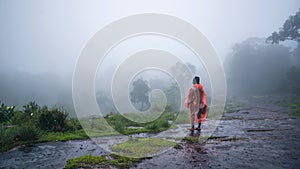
top-left (188, 127), bottom-right (195, 131)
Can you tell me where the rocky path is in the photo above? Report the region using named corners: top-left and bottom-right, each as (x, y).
top-left (133, 107), bottom-right (300, 169)
top-left (1, 105), bottom-right (299, 169)
top-left (0, 139), bottom-right (107, 169)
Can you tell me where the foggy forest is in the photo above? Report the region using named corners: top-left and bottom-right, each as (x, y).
top-left (0, 1), bottom-right (299, 169)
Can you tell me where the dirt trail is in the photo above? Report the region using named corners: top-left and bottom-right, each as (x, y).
top-left (133, 107), bottom-right (300, 169)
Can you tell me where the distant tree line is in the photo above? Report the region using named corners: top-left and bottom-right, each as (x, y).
top-left (225, 9), bottom-right (300, 96)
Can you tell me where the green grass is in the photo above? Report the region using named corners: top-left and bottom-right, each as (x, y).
top-left (39, 130), bottom-right (89, 142)
top-left (182, 136), bottom-right (199, 143)
top-left (0, 129), bottom-right (91, 152)
top-left (64, 153), bottom-right (142, 169)
top-left (103, 111), bottom-right (177, 135)
top-left (274, 96), bottom-right (300, 118)
top-left (112, 138), bottom-right (178, 158)
top-left (290, 108), bottom-right (300, 117)
top-left (252, 95), bottom-right (268, 99)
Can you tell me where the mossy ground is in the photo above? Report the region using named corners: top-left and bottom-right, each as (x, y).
top-left (112, 137), bottom-right (178, 158)
top-left (64, 153), bottom-right (143, 169)
top-left (182, 136), bottom-right (200, 143)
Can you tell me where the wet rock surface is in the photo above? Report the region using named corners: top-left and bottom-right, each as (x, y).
top-left (0, 104), bottom-right (299, 169)
top-left (133, 107), bottom-right (300, 169)
top-left (0, 140), bottom-right (108, 169)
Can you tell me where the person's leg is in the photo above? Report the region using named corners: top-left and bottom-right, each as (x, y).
top-left (196, 122), bottom-right (201, 130)
top-left (189, 110), bottom-right (195, 130)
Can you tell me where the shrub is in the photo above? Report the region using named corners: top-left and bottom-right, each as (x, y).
top-left (65, 118), bottom-right (82, 131)
top-left (0, 102), bottom-right (16, 123)
top-left (0, 124), bottom-right (40, 151)
top-left (0, 127), bottom-right (19, 145)
top-left (39, 108), bottom-right (68, 132)
top-left (9, 111), bottom-right (28, 125)
top-left (17, 124), bottom-right (40, 141)
top-left (0, 127), bottom-right (7, 147)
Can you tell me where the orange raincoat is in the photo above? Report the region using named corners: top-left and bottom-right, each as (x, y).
top-left (184, 84), bottom-right (208, 124)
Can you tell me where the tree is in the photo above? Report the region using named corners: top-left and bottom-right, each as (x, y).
top-left (267, 9), bottom-right (300, 43)
top-left (130, 78), bottom-right (150, 111)
top-left (170, 62), bottom-right (195, 93)
top-left (266, 9), bottom-right (300, 94)
top-left (225, 38), bottom-right (290, 95)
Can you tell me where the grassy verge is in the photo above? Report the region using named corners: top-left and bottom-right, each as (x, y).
top-left (0, 110), bottom-right (182, 152)
top-left (0, 129), bottom-right (90, 152)
top-left (112, 137), bottom-right (178, 158)
top-left (78, 111), bottom-right (178, 138)
top-left (0, 101), bottom-right (187, 152)
top-left (272, 95), bottom-right (300, 118)
top-left (39, 130), bottom-right (89, 142)
top-left (64, 153), bottom-right (143, 169)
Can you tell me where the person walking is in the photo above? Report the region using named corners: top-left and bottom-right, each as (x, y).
top-left (184, 76), bottom-right (208, 131)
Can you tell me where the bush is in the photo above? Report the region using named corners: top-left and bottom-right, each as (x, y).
top-left (39, 108), bottom-right (69, 132)
top-left (0, 102), bottom-right (16, 123)
top-left (17, 124), bottom-right (40, 141)
top-left (0, 124), bottom-right (40, 151)
top-left (9, 111), bottom-right (28, 125)
top-left (0, 127), bottom-right (4, 146)
top-left (65, 118), bottom-right (82, 131)
top-left (0, 127), bottom-right (18, 146)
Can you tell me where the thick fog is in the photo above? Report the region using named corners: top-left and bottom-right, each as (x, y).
top-left (0, 1), bottom-right (299, 116)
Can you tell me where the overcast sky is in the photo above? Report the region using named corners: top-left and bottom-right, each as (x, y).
top-left (0, 0), bottom-right (299, 75)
